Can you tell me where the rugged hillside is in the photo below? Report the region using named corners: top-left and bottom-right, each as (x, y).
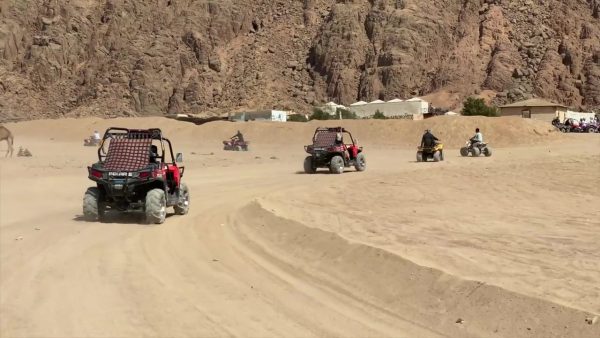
top-left (0, 0), bottom-right (599, 121)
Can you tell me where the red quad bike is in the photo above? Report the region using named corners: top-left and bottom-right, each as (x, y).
top-left (222, 139), bottom-right (249, 151)
top-left (303, 127), bottom-right (366, 174)
top-left (83, 128), bottom-right (190, 224)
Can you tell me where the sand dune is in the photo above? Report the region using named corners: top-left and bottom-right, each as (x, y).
top-left (0, 116), bottom-right (599, 337)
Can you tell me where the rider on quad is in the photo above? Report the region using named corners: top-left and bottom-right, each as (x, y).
top-left (470, 128), bottom-right (483, 148)
top-left (231, 130), bottom-right (245, 143)
top-left (421, 129), bottom-right (439, 148)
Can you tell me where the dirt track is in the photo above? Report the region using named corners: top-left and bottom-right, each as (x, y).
top-left (1, 117), bottom-right (599, 337)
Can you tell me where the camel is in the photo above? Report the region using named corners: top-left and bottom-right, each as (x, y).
top-left (0, 125), bottom-right (14, 157)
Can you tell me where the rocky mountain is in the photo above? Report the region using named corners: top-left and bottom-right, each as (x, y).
top-left (0, 0), bottom-right (598, 121)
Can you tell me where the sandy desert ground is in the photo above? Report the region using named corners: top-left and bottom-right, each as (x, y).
top-left (0, 116), bottom-right (599, 338)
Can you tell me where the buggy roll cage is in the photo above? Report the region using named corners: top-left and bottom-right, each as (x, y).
top-left (312, 127), bottom-right (356, 145)
top-left (98, 127), bottom-right (176, 164)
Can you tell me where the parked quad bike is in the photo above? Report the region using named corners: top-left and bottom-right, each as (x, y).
top-left (83, 137), bottom-right (101, 147)
top-left (223, 139), bottom-right (249, 151)
top-left (303, 127), bottom-right (366, 174)
top-left (460, 140), bottom-right (492, 157)
top-left (417, 142), bottom-right (444, 162)
top-left (83, 127), bottom-right (189, 224)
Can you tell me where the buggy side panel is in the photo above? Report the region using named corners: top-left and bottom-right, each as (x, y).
top-left (166, 164), bottom-right (181, 190)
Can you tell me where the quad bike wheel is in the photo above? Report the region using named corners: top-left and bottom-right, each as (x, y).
top-left (588, 127), bottom-right (597, 133)
top-left (146, 188), bottom-right (166, 224)
top-left (433, 150), bottom-right (441, 162)
top-left (471, 147), bottom-right (481, 157)
top-left (460, 147), bottom-right (469, 157)
top-left (83, 187), bottom-right (105, 221)
top-left (174, 183), bottom-right (190, 215)
top-left (329, 155), bottom-right (344, 174)
top-left (354, 153), bottom-right (366, 171)
top-left (416, 151), bottom-right (423, 162)
top-left (235, 145), bottom-right (242, 151)
top-left (484, 147), bottom-right (492, 157)
top-left (304, 156), bottom-right (316, 174)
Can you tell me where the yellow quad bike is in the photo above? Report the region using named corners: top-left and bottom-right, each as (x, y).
top-left (417, 142), bottom-right (444, 162)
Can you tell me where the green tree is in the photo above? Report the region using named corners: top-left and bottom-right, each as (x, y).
top-left (287, 114), bottom-right (308, 122)
top-left (372, 110), bottom-right (387, 119)
top-left (461, 97), bottom-right (499, 117)
top-left (336, 108), bottom-right (358, 119)
top-left (309, 108), bottom-right (331, 120)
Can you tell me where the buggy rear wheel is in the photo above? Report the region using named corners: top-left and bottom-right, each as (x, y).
top-left (146, 188), bottom-right (166, 224)
top-left (329, 155), bottom-right (344, 174)
top-left (83, 187), bottom-right (105, 221)
top-left (354, 153), bottom-right (366, 171)
top-left (174, 183), bottom-right (190, 215)
top-left (304, 156), bottom-right (316, 174)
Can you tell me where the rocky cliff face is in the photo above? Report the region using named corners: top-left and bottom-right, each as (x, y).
top-left (0, 0), bottom-right (598, 121)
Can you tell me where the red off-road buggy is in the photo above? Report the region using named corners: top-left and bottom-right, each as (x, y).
top-left (303, 127), bottom-right (366, 174)
top-left (83, 128), bottom-right (189, 224)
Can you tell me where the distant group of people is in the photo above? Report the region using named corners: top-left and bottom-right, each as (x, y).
top-left (553, 116), bottom-right (599, 127)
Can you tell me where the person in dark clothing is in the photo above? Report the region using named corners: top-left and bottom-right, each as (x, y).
top-left (149, 145), bottom-right (159, 163)
top-left (231, 130), bottom-right (245, 143)
top-left (420, 129), bottom-right (439, 148)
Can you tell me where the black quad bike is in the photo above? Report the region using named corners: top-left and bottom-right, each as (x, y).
top-left (303, 127), bottom-right (366, 174)
top-left (83, 128), bottom-right (190, 224)
top-left (223, 139), bottom-right (250, 151)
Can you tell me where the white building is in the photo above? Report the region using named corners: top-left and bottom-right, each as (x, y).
top-left (320, 102), bottom-right (347, 115)
top-left (348, 97), bottom-right (429, 118)
top-left (230, 110), bottom-right (288, 122)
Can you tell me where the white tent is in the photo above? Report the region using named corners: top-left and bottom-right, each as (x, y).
top-left (369, 99), bottom-right (385, 104)
top-left (387, 98), bottom-right (404, 103)
top-left (566, 110), bottom-right (595, 121)
top-left (350, 101), bottom-right (367, 106)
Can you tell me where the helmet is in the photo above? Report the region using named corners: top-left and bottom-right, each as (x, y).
top-left (476, 128), bottom-right (480, 132)
top-left (425, 129), bottom-right (431, 133)
top-left (336, 132), bottom-right (342, 141)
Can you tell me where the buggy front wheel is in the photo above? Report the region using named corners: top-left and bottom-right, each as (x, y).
top-left (329, 155), bottom-right (344, 174)
top-left (304, 156), bottom-right (316, 174)
top-left (354, 153), bottom-right (366, 171)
